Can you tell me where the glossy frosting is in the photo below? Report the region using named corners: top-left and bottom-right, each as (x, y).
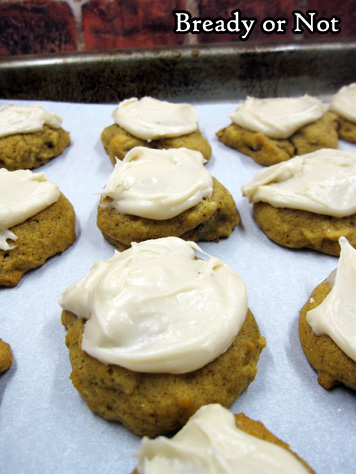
top-left (112, 97), bottom-right (199, 140)
top-left (0, 168), bottom-right (60, 250)
top-left (230, 95), bottom-right (326, 138)
top-left (307, 237), bottom-right (356, 362)
top-left (58, 237), bottom-right (248, 374)
top-left (0, 104), bottom-right (62, 138)
top-left (329, 83), bottom-right (356, 123)
top-left (133, 404), bottom-right (310, 474)
top-left (241, 148), bottom-right (356, 217)
top-left (99, 147), bottom-right (213, 220)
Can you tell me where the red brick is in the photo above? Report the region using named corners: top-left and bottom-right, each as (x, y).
top-left (198, 0), bottom-right (298, 43)
top-left (0, 0), bottom-right (77, 56)
top-left (82, 0), bottom-right (187, 51)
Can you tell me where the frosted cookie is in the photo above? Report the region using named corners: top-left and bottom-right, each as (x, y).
top-left (241, 148), bottom-right (356, 256)
top-left (0, 104), bottom-right (71, 170)
top-left (217, 95), bottom-right (338, 165)
top-left (299, 237), bottom-right (356, 391)
top-left (0, 168), bottom-right (76, 286)
top-left (100, 97), bottom-right (211, 164)
top-left (97, 147), bottom-right (239, 250)
top-left (132, 404), bottom-right (315, 474)
top-left (59, 238), bottom-right (265, 437)
top-left (0, 339), bottom-right (13, 373)
top-left (329, 83), bottom-right (356, 143)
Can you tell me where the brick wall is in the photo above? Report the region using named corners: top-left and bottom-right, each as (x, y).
top-left (0, 0), bottom-right (354, 56)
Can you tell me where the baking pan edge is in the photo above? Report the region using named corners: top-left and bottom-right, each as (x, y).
top-left (0, 40), bottom-right (355, 103)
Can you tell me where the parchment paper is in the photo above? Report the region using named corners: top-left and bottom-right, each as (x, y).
top-left (1, 98), bottom-right (355, 474)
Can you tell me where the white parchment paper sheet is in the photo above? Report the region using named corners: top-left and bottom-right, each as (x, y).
top-left (0, 98), bottom-right (355, 474)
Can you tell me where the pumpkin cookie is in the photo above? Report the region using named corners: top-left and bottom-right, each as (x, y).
top-left (0, 339), bottom-right (13, 373)
top-left (217, 96), bottom-right (338, 165)
top-left (329, 83), bottom-right (356, 143)
top-left (0, 169), bottom-right (76, 286)
top-left (59, 238), bottom-right (265, 437)
top-left (242, 149), bottom-right (356, 256)
top-left (132, 404), bottom-right (315, 473)
top-left (0, 104), bottom-right (70, 170)
top-left (299, 237), bottom-right (356, 390)
top-left (101, 97), bottom-right (211, 164)
top-left (97, 147), bottom-right (239, 250)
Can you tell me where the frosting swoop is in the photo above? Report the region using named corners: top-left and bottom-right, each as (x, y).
top-left (99, 147), bottom-right (213, 220)
top-left (241, 148), bottom-right (356, 218)
top-left (59, 237), bottom-right (248, 374)
top-left (307, 237), bottom-right (356, 362)
top-left (0, 104), bottom-right (63, 138)
top-left (112, 97), bottom-right (199, 140)
top-left (134, 404), bottom-right (310, 474)
top-left (329, 83), bottom-right (356, 123)
top-left (0, 168), bottom-right (60, 250)
top-left (230, 95), bottom-right (326, 139)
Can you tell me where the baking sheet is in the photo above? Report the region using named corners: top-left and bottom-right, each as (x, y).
top-left (1, 97), bottom-right (356, 474)
top-left (1, 41), bottom-right (356, 104)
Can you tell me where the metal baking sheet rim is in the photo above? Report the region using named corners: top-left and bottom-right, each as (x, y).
top-left (0, 39), bottom-right (356, 103)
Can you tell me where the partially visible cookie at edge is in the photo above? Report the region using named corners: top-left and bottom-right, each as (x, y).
top-left (0, 104), bottom-right (70, 170)
top-left (299, 237), bottom-right (356, 391)
top-left (0, 339), bottom-right (13, 373)
top-left (0, 168), bottom-right (76, 287)
top-left (329, 83), bottom-right (356, 143)
top-left (131, 404), bottom-right (315, 473)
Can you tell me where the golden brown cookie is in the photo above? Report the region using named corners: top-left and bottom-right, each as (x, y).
top-left (234, 413), bottom-right (314, 473)
top-left (61, 308), bottom-right (265, 438)
top-left (0, 339), bottom-right (13, 373)
top-left (252, 201), bottom-right (356, 256)
top-left (131, 412), bottom-right (315, 474)
top-left (0, 193), bottom-right (76, 287)
top-left (299, 279), bottom-right (356, 391)
top-left (334, 114), bottom-right (356, 143)
top-left (101, 124), bottom-right (212, 164)
top-left (0, 124), bottom-right (71, 171)
top-left (97, 177), bottom-right (240, 251)
top-left (216, 112), bottom-right (338, 166)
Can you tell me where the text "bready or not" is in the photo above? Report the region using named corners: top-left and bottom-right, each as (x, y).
top-left (173, 9), bottom-right (257, 41)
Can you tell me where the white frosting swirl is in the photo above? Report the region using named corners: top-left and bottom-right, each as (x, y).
top-left (329, 83), bottom-right (356, 123)
top-left (0, 168), bottom-right (60, 250)
top-left (230, 95), bottom-right (326, 139)
top-left (99, 147), bottom-right (213, 220)
top-left (58, 237), bottom-right (248, 374)
top-left (133, 404), bottom-right (310, 474)
top-left (112, 97), bottom-right (199, 140)
top-left (0, 104), bottom-right (63, 138)
top-left (241, 148), bottom-right (356, 218)
top-left (307, 237), bottom-right (356, 362)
